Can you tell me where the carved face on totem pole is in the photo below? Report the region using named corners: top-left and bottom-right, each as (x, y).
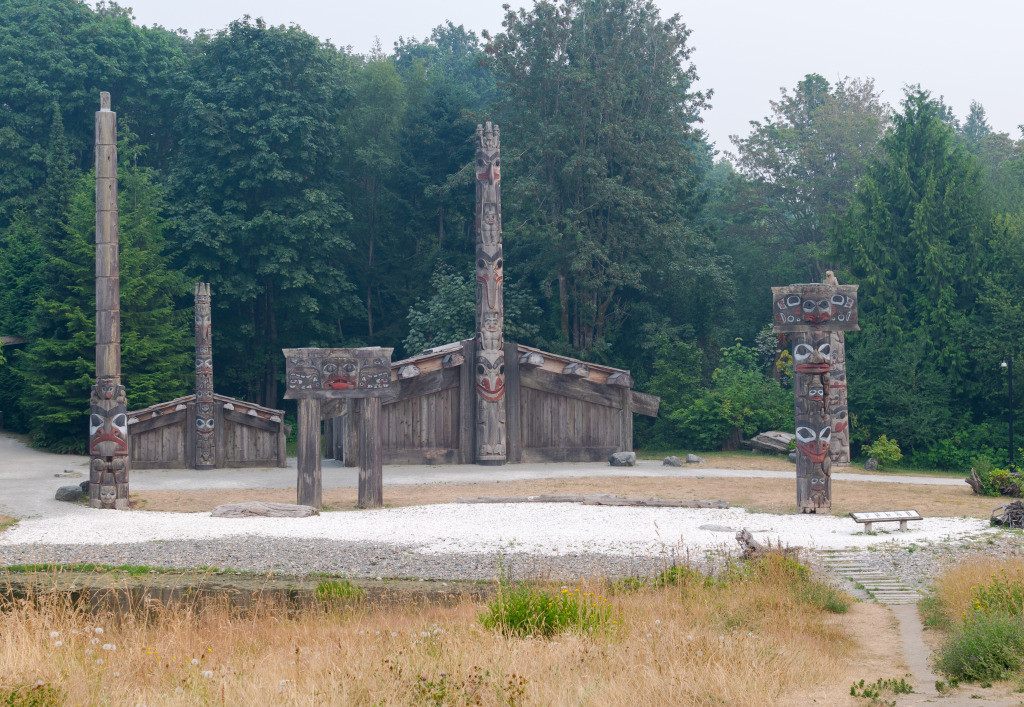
top-left (476, 350), bottom-right (506, 457)
top-left (479, 311), bottom-right (502, 350)
top-left (89, 379), bottom-right (128, 457)
top-left (793, 335), bottom-right (831, 374)
top-left (322, 356), bottom-right (359, 390)
top-left (772, 285), bottom-right (859, 332)
top-left (475, 124), bottom-right (501, 246)
top-left (476, 247), bottom-right (503, 313)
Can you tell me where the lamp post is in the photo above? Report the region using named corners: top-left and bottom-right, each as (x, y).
top-left (1003, 356), bottom-right (1015, 472)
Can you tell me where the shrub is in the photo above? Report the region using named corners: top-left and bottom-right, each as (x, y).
top-left (480, 582), bottom-right (613, 638)
top-left (0, 684), bottom-right (64, 707)
top-left (862, 435), bottom-right (902, 469)
top-left (654, 564), bottom-right (718, 589)
top-left (727, 553), bottom-right (850, 614)
top-left (970, 569), bottom-right (1024, 616)
top-left (934, 611), bottom-right (1024, 682)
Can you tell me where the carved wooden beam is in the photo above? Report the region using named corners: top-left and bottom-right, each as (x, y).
top-left (398, 364), bottom-right (421, 379)
top-left (519, 351), bottom-right (544, 367)
top-left (563, 362), bottom-right (590, 377)
top-left (606, 371), bottom-right (633, 387)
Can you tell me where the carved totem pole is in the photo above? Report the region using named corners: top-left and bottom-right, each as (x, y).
top-left (772, 282), bottom-right (858, 513)
top-left (475, 122), bottom-right (506, 464)
top-left (823, 271), bottom-right (850, 465)
top-left (194, 283), bottom-right (216, 469)
top-left (89, 92), bottom-right (129, 509)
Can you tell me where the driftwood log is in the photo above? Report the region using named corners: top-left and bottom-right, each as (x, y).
top-left (991, 500), bottom-right (1024, 528)
top-left (211, 501), bottom-right (319, 518)
top-left (457, 494), bottom-right (728, 509)
top-left (735, 529), bottom-right (768, 559)
top-left (966, 468), bottom-right (1024, 497)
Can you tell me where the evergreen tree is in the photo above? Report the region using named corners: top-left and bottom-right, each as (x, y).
top-left (835, 89), bottom-right (988, 459)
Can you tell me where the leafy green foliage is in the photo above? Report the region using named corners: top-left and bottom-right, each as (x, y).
top-left (849, 677), bottom-right (913, 700)
top-left (935, 612), bottom-right (1024, 682)
top-left (0, 683), bottom-right (64, 707)
top-left (970, 569), bottom-right (1024, 616)
top-left (480, 581), bottom-right (613, 638)
top-left (315, 578), bottom-right (364, 603)
top-left (862, 435), bottom-right (903, 469)
top-left (661, 343), bottom-right (792, 451)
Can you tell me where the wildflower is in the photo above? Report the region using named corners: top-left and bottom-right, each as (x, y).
top-left (53, 641), bottom-right (63, 648)
top-left (84, 628), bottom-right (92, 634)
top-left (49, 631), bottom-right (59, 639)
top-left (85, 649), bottom-right (93, 655)
top-left (202, 670), bottom-right (214, 679)
top-left (94, 628), bottom-right (104, 635)
top-left (191, 659), bottom-right (199, 666)
top-left (102, 644), bottom-right (116, 651)
top-left (91, 638), bottom-right (100, 645)
top-left (96, 659), bottom-right (103, 665)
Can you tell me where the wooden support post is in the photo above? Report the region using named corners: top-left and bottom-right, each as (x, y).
top-left (459, 339), bottom-right (476, 464)
top-left (358, 397), bottom-right (383, 509)
top-left (193, 283), bottom-right (216, 469)
top-left (296, 398), bottom-right (322, 509)
top-left (184, 402), bottom-right (197, 469)
top-left (342, 399), bottom-right (359, 467)
top-left (277, 415), bottom-right (288, 468)
top-left (504, 341), bottom-right (522, 463)
top-left (618, 387), bottom-right (633, 453)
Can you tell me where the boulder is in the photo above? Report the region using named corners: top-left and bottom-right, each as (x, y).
top-left (79, 480), bottom-right (90, 493)
top-left (211, 501), bottom-right (319, 518)
top-left (685, 454), bottom-right (706, 464)
top-left (748, 431), bottom-right (795, 455)
top-left (55, 485), bottom-right (83, 502)
top-left (864, 457), bottom-right (879, 471)
top-left (662, 456), bottom-right (683, 467)
top-left (788, 452), bottom-right (797, 464)
top-left (608, 452), bottom-right (636, 467)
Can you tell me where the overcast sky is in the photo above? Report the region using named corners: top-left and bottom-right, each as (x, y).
top-left (106, 0), bottom-right (1024, 153)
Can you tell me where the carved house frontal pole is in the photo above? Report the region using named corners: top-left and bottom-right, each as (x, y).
top-left (194, 283), bottom-right (216, 469)
top-left (89, 91), bottom-right (129, 509)
top-left (475, 122), bottom-right (506, 465)
top-left (772, 282), bottom-right (858, 513)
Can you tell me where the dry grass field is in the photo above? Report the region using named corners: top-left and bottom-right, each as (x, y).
top-left (133, 473), bottom-right (992, 519)
top-left (0, 560), bottom-right (910, 706)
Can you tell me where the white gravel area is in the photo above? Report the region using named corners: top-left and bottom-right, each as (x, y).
top-left (0, 504), bottom-right (994, 556)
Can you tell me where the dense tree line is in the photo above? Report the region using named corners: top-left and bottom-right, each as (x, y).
top-left (0, 0), bottom-right (1021, 469)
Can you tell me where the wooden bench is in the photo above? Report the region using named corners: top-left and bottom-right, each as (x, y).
top-left (850, 510), bottom-right (923, 532)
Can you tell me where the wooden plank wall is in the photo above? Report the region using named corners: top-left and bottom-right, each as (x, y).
top-left (128, 400), bottom-right (286, 469)
top-left (381, 386), bottom-right (459, 464)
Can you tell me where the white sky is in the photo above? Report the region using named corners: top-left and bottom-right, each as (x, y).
top-left (108, 0), bottom-right (1024, 153)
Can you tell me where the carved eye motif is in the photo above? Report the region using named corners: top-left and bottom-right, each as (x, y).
top-left (796, 427), bottom-right (816, 444)
top-left (818, 343), bottom-right (831, 360)
top-left (786, 294), bottom-right (801, 307)
top-left (794, 344), bottom-right (813, 361)
top-left (818, 427), bottom-right (832, 442)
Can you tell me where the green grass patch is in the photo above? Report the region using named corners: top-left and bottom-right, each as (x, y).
top-left (480, 581), bottom-right (614, 638)
top-left (0, 515), bottom-right (17, 534)
top-left (315, 578), bottom-right (363, 603)
top-left (0, 683), bottom-right (65, 707)
top-left (918, 594), bottom-right (951, 630)
top-left (850, 676), bottom-right (913, 700)
top-left (2, 563), bottom-right (168, 576)
top-left (934, 611), bottom-right (1024, 682)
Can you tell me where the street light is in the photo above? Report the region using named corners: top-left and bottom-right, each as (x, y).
top-left (1003, 356), bottom-right (1015, 473)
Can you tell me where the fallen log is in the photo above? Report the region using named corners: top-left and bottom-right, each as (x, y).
top-left (211, 501), bottom-right (319, 518)
top-left (456, 494), bottom-right (728, 509)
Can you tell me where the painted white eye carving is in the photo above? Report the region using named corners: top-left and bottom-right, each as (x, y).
top-left (818, 343), bottom-right (831, 359)
top-left (113, 414), bottom-right (127, 429)
top-left (817, 299), bottom-right (830, 311)
top-left (831, 294), bottom-right (846, 306)
top-left (786, 295), bottom-right (801, 306)
top-left (796, 427), bottom-right (816, 444)
top-left (819, 427), bottom-right (832, 442)
top-left (794, 344), bottom-right (813, 360)
top-left (801, 299), bottom-right (816, 313)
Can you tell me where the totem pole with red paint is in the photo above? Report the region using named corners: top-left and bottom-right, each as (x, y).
top-left (772, 282), bottom-right (859, 513)
top-left (89, 92), bottom-right (129, 509)
top-left (474, 122), bottom-right (506, 464)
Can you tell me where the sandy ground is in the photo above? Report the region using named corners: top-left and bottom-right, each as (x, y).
top-left (133, 473), bottom-right (994, 519)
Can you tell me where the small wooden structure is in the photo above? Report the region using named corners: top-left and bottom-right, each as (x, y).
top-left (325, 341), bottom-right (658, 466)
top-left (325, 123), bottom-right (659, 467)
top-left (772, 282), bottom-right (859, 513)
top-left (127, 394), bottom-right (287, 469)
top-left (283, 347), bottom-right (394, 509)
top-left (126, 283), bottom-right (288, 469)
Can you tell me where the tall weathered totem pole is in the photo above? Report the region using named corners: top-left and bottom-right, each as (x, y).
top-left (823, 271), bottom-right (850, 466)
top-left (194, 283), bottom-right (216, 469)
top-left (475, 122), bottom-right (506, 464)
top-left (772, 282), bottom-right (858, 513)
top-left (89, 92), bottom-right (129, 509)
